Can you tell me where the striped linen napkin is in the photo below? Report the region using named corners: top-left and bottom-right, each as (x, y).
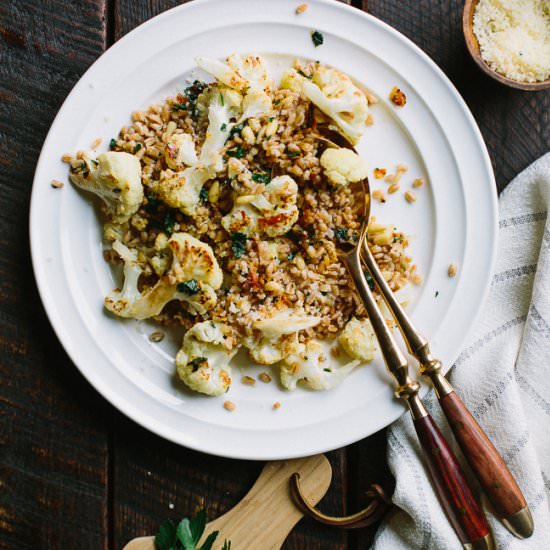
top-left (373, 154), bottom-right (550, 549)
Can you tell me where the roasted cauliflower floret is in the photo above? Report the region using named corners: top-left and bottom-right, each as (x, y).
top-left (196, 54), bottom-right (272, 92)
top-left (167, 232), bottom-right (223, 290)
top-left (244, 309), bottom-right (321, 365)
top-left (281, 65), bottom-right (369, 145)
top-left (221, 175), bottom-right (299, 237)
top-left (338, 317), bottom-right (377, 362)
top-left (165, 133), bottom-right (198, 169)
top-left (320, 148), bottom-right (369, 187)
top-left (151, 166), bottom-right (211, 216)
top-left (199, 85), bottom-right (243, 171)
top-left (280, 340), bottom-right (360, 391)
top-left (176, 321), bottom-right (238, 396)
top-left (104, 233), bottom-right (222, 319)
top-left (70, 151), bottom-right (143, 223)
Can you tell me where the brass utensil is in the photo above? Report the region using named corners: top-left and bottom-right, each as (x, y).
top-left (333, 177), bottom-right (493, 549)
top-left (361, 240), bottom-right (534, 538)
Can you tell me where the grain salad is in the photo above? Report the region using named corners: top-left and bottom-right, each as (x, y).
top-left (63, 54), bottom-right (417, 397)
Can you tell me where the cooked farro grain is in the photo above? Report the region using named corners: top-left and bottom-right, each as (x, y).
top-left (296, 3), bottom-right (309, 14)
top-left (224, 400), bottom-right (236, 411)
top-left (91, 137), bottom-right (103, 150)
top-left (404, 190), bottom-right (416, 203)
top-left (259, 372), bottom-right (272, 383)
top-left (51, 179), bottom-right (64, 189)
top-left (412, 177), bottom-right (424, 188)
top-left (273, 401), bottom-right (281, 410)
top-left (388, 183), bottom-right (400, 194)
top-left (372, 189), bottom-right (386, 203)
top-left (149, 331), bottom-right (165, 343)
top-left (242, 375), bottom-right (256, 386)
top-left (448, 263), bottom-right (458, 277)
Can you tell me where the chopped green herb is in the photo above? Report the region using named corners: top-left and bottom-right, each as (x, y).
top-left (163, 211), bottom-right (175, 235)
top-left (287, 251), bottom-right (296, 261)
top-left (172, 103), bottom-right (188, 111)
top-left (435, 290), bottom-right (439, 298)
top-left (323, 368), bottom-right (332, 373)
top-left (177, 279), bottom-right (200, 295)
top-left (365, 271), bottom-right (375, 291)
top-left (154, 508), bottom-right (224, 550)
top-left (252, 172), bottom-right (271, 184)
top-left (109, 138), bottom-right (117, 150)
top-left (80, 162), bottom-right (86, 170)
top-left (220, 122), bottom-right (227, 132)
top-left (199, 187), bottom-right (209, 202)
top-left (145, 193), bottom-right (159, 213)
top-left (134, 143), bottom-right (142, 153)
top-left (268, 117), bottom-right (274, 122)
top-left (311, 30), bottom-right (324, 48)
top-left (91, 159), bottom-right (99, 167)
top-left (219, 92), bottom-right (224, 106)
top-left (228, 123), bottom-right (244, 140)
top-left (227, 145), bottom-right (245, 159)
top-left (231, 232), bottom-right (248, 258)
top-left (286, 151), bottom-right (300, 158)
top-left (334, 228), bottom-right (349, 242)
top-left (298, 69), bottom-right (313, 80)
top-left (273, 99), bottom-right (281, 105)
top-left (189, 357), bottom-right (208, 372)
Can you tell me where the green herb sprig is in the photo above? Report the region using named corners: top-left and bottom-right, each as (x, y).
top-left (231, 232), bottom-right (248, 258)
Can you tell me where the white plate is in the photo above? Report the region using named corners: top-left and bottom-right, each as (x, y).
top-left (30, 0), bottom-right (497, 460)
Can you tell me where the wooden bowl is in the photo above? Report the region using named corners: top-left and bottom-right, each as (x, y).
top-left (463, 0), bottom-right (550, 91)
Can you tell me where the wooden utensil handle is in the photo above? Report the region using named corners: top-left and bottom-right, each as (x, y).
top-left (414, 413), bottom-right (491, 546)
top-left (440, 391), bottom-right (528, 520)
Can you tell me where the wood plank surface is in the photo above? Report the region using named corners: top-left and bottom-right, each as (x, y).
top-left (0, 1), bottom-right (111, 549)
top-left (1, 1), bottom-right (549, 549)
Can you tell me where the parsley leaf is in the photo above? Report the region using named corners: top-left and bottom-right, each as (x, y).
top-left (199, 187), bottom-right (209, 202)
top-left (219, 92), bottom-right (224, 106)
top-left (163, 211), bottom-right (175, 235)
top-left (189, 357), bottom-right (208, 372)
top-left (286, 151), bottom-right (300, 158)
top-left (227, 145), bottom-right (245, 159)
top-left (364, 271), bottom-right (375, 291)
top-left (172, 103), bottom-right (188, 111)
top-left (311, 30), bottom-right (324, 48)
top-left (231, 232), bottom-right (248, 258)
top-left (228, 123), bottom-right (244, 140)
top-left (177, 280), bottom-right (200, 295)
top-left (334, 228), bottom-right (349, 242)
top-left (155, 519), bottom-right (177, 550)
top-left (297, 69), bottom-right (313, 80)
top-left (252, 172), bottom-right (271, 184)
top-left (134, 143), bottom-right (142, 153)
top-left (109, 138), bottom-right (117, 150)
top-left (220, 122), bottom-right (227, 132)
top-left (287, 251), bottom-right (296, 261)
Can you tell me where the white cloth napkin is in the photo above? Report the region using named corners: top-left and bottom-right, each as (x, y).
top-left (373, 154), bottom-right (550, 549)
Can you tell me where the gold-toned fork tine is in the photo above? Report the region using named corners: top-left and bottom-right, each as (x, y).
top-left (361, 242), bottom-right (534, 538)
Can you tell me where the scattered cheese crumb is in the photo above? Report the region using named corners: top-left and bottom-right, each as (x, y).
top-left (473, 0), bottom-right (550, 83)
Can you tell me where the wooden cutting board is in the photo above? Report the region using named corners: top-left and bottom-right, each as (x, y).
top-left (123, 454), bottom-right (332, 550)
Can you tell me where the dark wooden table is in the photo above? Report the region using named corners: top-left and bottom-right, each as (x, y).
top-left (1, 1), bottom-right (548, 548)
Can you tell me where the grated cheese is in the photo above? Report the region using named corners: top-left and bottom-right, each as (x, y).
top-left (473, 0), bottom-right (550, 83)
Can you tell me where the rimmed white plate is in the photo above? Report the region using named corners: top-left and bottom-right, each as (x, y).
top-left (30, 0), bottom-right (497, 460)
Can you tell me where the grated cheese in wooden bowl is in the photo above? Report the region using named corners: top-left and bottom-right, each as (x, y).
top-left (473, 0), bottom-right (550, 83)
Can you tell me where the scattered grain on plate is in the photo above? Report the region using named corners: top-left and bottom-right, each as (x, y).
top-left (273, 401), bottom-right (281, 410)
top-left (448, 263), bottom-right (458, 278)
top-left (149, 331), bottom-right (165, 343)
top-left (404, 190), bottom-right (416, 203)
top-left (389, 86), bottom-right (407, 107)
top-left (61, 153), bottom-right (72, 163)
top-left (330, 346), bottom-right (341, 358)
top-left (366, 113), bottom-right (374, 126)
top-left (412, 274), bottom-right (423, 285)
top-left (242, 375), bottom-right (256, 386)
top-left (365, 91), bottom-right (378, 105)
top-left (372, 189), bottom-right (386, 203)
top-left (51, 179), bottom-right (64, 189)
top-left (412, 177), bottom-right (424, 188)
top-left (374, 167), bottom-right (386, 179)
top-left (296, 3), bottom-right (309, 14)
top-left (224, 400), bottom-right (236, 412)
top-left (259, 372), bottom-right (272, 383)
top-left (90, 137), bottom-right (102, 150)
top-left (388, 183), bottom-right (400, 194)
top-left (385, 173), bottom-right (396, 183)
